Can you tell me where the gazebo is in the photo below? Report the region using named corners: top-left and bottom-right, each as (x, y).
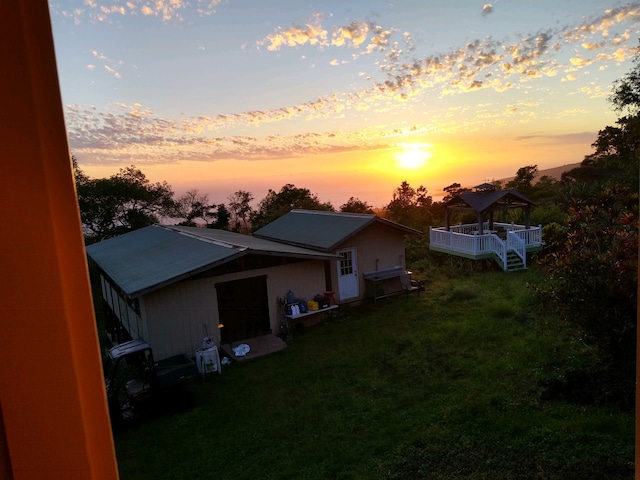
top-left (430, 184), bottom-right (543, 271)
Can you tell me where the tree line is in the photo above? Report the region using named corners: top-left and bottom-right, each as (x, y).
top-left (73, 159), bottom-right (564, 245)
top-left (72, 162), bottom-right (374, 243)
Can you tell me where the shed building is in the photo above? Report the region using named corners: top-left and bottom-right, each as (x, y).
top-left (87, 224), bottom-right (339, 361)
top-left (254, 210), bottom-right (421, 302)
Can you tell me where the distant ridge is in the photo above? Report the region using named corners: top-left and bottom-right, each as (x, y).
top-left (499, 163), bottom-right (581, 185)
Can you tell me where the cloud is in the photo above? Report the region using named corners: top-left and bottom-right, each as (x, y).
top-left (258, 15), bottom-right (397, 59)
top-left (364, 2), bottom-right (639, 99)
top-left (64, 102), bottom-right (394, 165)
top-left (90, 50), bottom-right (123, 79)
top-left (53, 0), bottom-right (222, 24)
top-left (515, 132), bottom-right (597, 145)
top-left (482, 4), bottom-right (494, 17)
top-left (257, 13), bottom-right (329, 51)
top-left (332, 21), bottom-right (371, 47)
top-left (103, 65), bottom-right (122, 78)
top-left (578, 84), bottom-right (607, 98)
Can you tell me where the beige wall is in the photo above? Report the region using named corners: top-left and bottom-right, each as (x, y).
top-left (134, 259), bottom-right (328, 360)
top-left (329, 223), bottom-right (411, 303)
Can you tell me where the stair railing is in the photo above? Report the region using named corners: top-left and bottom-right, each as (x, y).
top-left (506, 231), bottom-right (526, 268)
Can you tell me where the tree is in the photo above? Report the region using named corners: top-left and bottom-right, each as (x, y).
top-left (610, 45), bottom-right (640, 114)
top-left (578, 45), bottom-right (639, 189)
top-left (441, 183), bottom-right (470, 203)
top-left (536, 184), bottom-right (638, 378)
top-left (175, 190), bottom-right (231, 229)
top-left (383, 181), bottom-right (432, 230)
top-left (176, 190), bottom-right (215, 226)
top-left (430, 182), bottom-right (471, 224)
top-left (227, 190), bottom-right (254, 234)
top-left (580, 118), bottom-right (639, 187)
top-left (209, 203), bottom-right (230, 230)
top-left (72, 155), bottom-right (89, 185)
top-left (534, 53), bottom-right (639, 401)
top-left (75, 163), bottom-right (176, 243)
top-left (506, 165), bottom-right (538, 195)
top-left (250, 184), bottom-right (334, 231)
top-left (383, 181), bottom-right (433, 264)
top-left (340, 197), bottom-right (374, 214)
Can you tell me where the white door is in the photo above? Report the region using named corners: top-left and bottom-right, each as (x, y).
top-left (337, 248), bottom-right (359, 300)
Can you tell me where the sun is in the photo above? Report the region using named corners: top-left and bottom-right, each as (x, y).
top-left (394, 143), bottom-right (432, 170)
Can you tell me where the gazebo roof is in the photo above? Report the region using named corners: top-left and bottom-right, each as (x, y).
top-left (445, 189), bottom-right (535, 213)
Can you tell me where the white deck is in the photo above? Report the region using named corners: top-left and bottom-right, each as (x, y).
top-left (429, 222), bottom-right (543, 270)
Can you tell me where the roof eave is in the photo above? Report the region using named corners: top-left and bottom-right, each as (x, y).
top-left (105, 248), bottom-right (339, 299)
top-left (374, 216), bottom-right (422, 235)
top-left (252, 234), bottom-right (333, 253)
top-left (252, 249), bottom-right (341, 261)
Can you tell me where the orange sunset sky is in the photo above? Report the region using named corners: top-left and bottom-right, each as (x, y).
top-left (50, 1), bottom-right (639, 207)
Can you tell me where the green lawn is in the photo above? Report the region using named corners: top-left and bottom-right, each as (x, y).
top-left (113, 267), bottom-right (634, 479)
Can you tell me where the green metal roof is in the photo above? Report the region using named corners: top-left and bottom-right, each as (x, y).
top-left (86, 225), bottom-right (338, 298)
top-left (254, 210), bottom-right (421, 252)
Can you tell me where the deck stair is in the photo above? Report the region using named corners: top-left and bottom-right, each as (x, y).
top-left (504, 250), bottom-right (525, 272)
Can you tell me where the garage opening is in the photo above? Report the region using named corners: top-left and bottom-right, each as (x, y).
top-left (216, 275), bottom-right (270, 343)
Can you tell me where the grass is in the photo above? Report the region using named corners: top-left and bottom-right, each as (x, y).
top-left (113, 266), bottom-right (634, 479)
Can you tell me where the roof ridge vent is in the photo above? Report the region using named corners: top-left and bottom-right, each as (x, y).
top-left (158, 225), bottom-right (247, 251)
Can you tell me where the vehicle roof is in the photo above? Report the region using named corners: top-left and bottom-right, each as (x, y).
top-left (107, 338), bottom-right (151, 360)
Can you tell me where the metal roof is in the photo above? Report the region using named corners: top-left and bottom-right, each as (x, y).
top-left (253, 209), bottom-right (421, 252)
top-left (445, 189), bottom-right (535, 212)
top-left (86, 225), bottom-right (339, 298)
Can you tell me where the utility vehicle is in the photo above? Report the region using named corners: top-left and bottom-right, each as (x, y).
top-left (104, 339), bottom-right (197, 428)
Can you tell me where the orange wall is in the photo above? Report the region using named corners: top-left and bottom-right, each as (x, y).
top-left (330, 222), bottom-right (413, 302)
top-left (0, 2), bottom-right (119, 479)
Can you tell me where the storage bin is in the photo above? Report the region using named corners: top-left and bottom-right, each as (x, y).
top-left (307, 300), bottom-right (319, 311)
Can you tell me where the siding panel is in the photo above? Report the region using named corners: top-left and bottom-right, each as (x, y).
top-left (142, 259), bottom-right (327, 360)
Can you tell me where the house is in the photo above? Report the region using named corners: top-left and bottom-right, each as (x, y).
top-left (86, 224), bottom-right (340, 361)
top-left (429, 184), bottom-right (543, 271)
top-left (254, 210), bottom-right (421, 302)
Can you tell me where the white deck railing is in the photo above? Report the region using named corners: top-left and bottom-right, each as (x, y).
top-left (429, 223), bottom-right (542, 270)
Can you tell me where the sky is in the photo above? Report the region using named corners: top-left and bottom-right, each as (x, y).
top-left (50, 1), bottom-right (640, 207)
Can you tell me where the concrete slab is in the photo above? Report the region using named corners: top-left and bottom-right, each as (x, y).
top-left (221, 334), bottom-right (287, 362)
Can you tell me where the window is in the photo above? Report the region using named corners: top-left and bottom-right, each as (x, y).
top-left (339, 250), bottom-right (353, 276)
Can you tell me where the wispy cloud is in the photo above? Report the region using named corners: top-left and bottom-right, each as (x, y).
top-left (54, 0), bottom-right (222, 23)
top-left (257, 13), bottom-right (328, 51)
top-left (64, 102), bottom-right (397, 165)
top-left (363, 3), bottom-right (638, 100)
top-left (90, 50), bottom-right (123, 78)
top-left (515, 131), bottom-right (597, 145)
top-left (482, 4), bottom-right (494, 17)
top-left (256, 14), bottom-right (396, 58)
